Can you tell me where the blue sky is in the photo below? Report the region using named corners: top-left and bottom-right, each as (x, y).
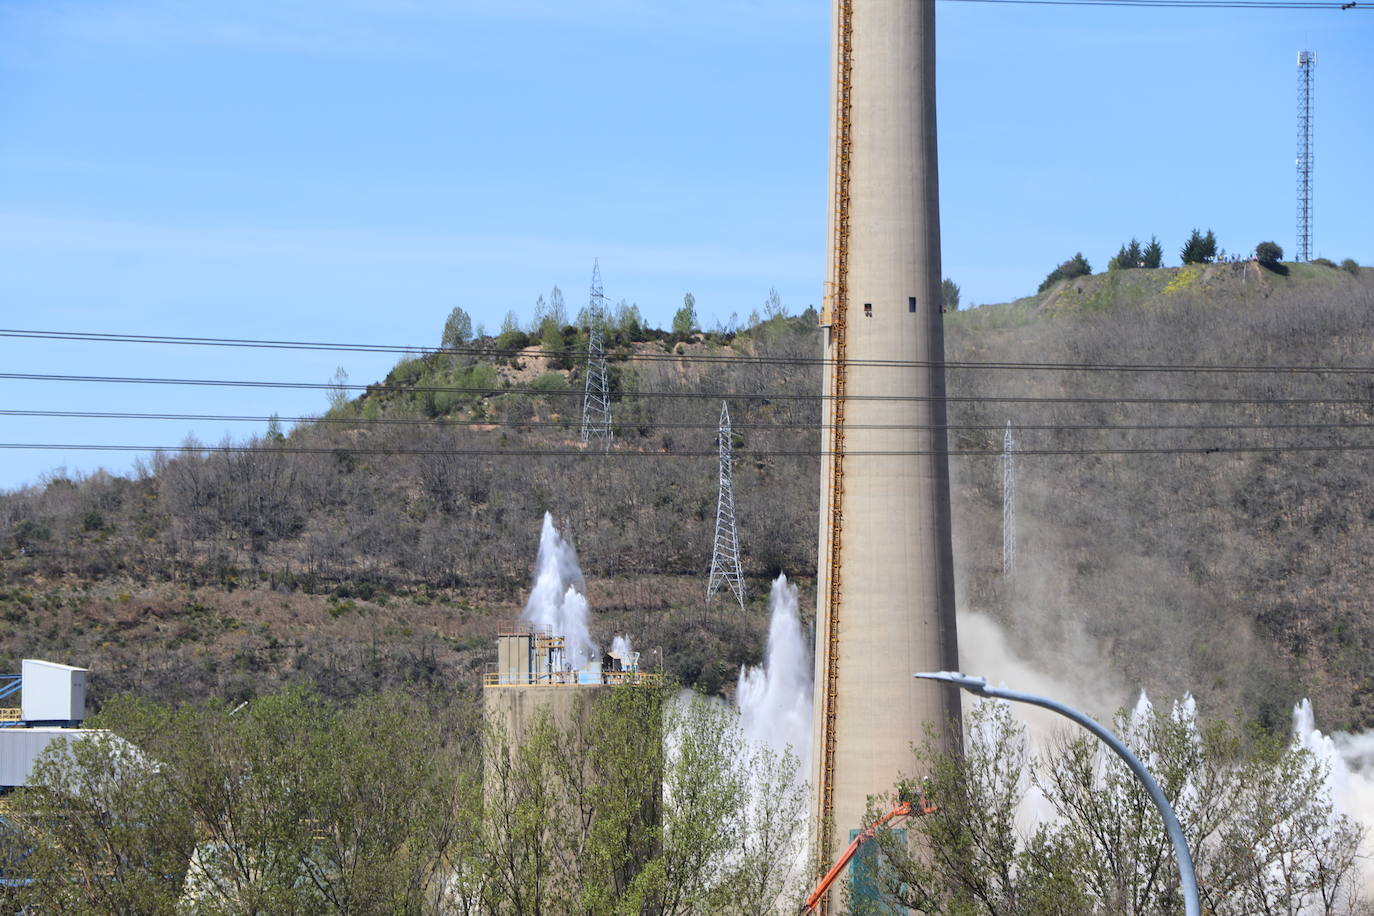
top-left (1, 0), bottom-right (1370, 490)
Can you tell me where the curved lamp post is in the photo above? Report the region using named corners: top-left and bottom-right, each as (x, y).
top-left (914, 671), bottom-right (1200, 916)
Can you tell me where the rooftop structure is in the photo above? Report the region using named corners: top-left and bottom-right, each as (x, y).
top-left (0, 658), bottom-right (94, 789)
top-left (483, 624), bottom-right (661, 689)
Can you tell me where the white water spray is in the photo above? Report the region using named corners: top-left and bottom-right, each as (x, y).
top-left (737, 573), bottom-right (813, 767)
top-left (1292, 699), bottom-right (1374, 892)
top-left (521, 513), bottom-right (597, 669)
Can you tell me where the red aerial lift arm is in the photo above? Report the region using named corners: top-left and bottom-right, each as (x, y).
top-left (801, 787), bottom-right (936, 913)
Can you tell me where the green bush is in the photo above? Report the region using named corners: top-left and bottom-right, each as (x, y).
top-left (942, 278), bottom-right (961, 311)
top-left (530, 371), bottom-right (569, 392)
top-left (1342, 258), bottom-right (1361, 276)
top-left (1038, 253), bottom-right (1092, 293)
top-left (495, 328), bottom-right (529, 351)
top-left (1311, 257), bottom-right (1338, 269)
top-left (1255, 241), bottom-right (1283, 265)
top-left (385, 356), bottom-right (427, 386)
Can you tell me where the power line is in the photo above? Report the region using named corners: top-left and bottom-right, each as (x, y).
top-left (11, 327), bottom-right (1374, 375)
top-left (8, 371), bottom-right (1374, 406)
top-left (940, 0), bottom-right (1364, 8)
top-left (6, 441), bottom-right (1374, 458)
top-left (9, 409), bottom-right (1374, 435)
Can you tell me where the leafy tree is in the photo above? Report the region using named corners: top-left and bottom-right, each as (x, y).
top-left (942, 278), bottom-right (961, 311)
top-left (441, 306), bottom-right (474, 348)
top-left (615, 300), bottom-right (644, 337)
top-left (1, 727), bottom-right (195, 915)
top-left (500, 310), bottom-right (520, 336)
top-left (1142, 235), bottom-right (1165, 269)
top-left (673, 293), bottom-right (699, 336)
top-left (548, 286), bottom-right (567, 330)
top-left (1038, 253), bottom-right (1093, 293)
top-left (764, 288), bottom-right (787, 320)
top-left (3, 690), bottom-right (480, 916)
top-left (857, 699), bottom-right (1367, 916)
top-left (1342, 258), bottom-right (1361, 276)
top-left (326, 366), bottom-right (350, 412)
top-left (530, 293), bottom-right (548, 333)
top-left (1255, 241), bottom-right (1284, 266)
top-left (1181, 228), bottom-right (1218, 265)
top-left (1110, 237), bottom-right (1144, 271)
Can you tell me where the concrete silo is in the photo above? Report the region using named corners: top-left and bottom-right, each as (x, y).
top-left (809, 0), bottom-right (962, 901)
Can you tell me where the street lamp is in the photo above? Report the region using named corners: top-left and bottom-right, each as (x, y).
top-left (914, 671), bottom-right (1200, 916)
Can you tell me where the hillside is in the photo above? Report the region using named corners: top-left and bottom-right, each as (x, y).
top-left (4, 260), bottom-right (1374, 730)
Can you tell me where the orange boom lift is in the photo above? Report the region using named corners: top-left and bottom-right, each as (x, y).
top-left (801, 784), bottom-right (936, 913)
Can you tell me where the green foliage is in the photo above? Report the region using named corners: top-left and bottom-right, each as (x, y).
top-left (858, 701), bottom-right (1367, 916)
top-left (763, 288), bottom-right (787, 320)
top-left (265, 413), bottom-right (285, 442)
top-left (1255, 241), bottom-right (1284, 265)
top-left (430, 363), bottom-right (499, 415)
top-left (942, 278), bottom-right (961, 311)
top-left (3, 687), bottom-right (809, 916)
top-left (495, 327), bottom-right (530, 351)
top-left (442, 306), bottom-right (474, 349)
top-left (673, 292), bottom-right (699, 336)
top-left (1311, 257), bottom-right (1338, 269)
top-left (529, 371), bottom-right (569, 392)
top-left (1142, 235), bottom-right (1164, 269)
top-left (326, 366), bottom-right (351, 412)
top-left (1342, 258), bottom-right (1361, 276)
top-left (1038, 252), bottom-right (1092, 293)
top-left (1110, 237), bottom-right (1144, 271)
top-left (386, 355), bottom-right (427, 385)
top-left (615, 300), bottom-right (645, 338)
top-left (3, 689), bottom-right (478, 916)
top-left (1181, 228), bottom-right (1218, 265)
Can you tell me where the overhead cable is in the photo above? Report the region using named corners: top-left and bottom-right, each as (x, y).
top-left (11, 327), bottom-right (1374, 374)
top-left (6, 442), bottom-right (1374, 459)
top-left (7, 408), bottom-right (1374, 435)
top-left (6, 371), bottom-right (1374, 406)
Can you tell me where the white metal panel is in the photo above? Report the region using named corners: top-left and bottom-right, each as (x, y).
top-left (21, 659), bottom-right (88, 722)
top-left (0, 728), bottom-right (94, 787)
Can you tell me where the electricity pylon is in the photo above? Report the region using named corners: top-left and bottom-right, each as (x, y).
top-left (1002, 421), bottom-right (1016, 577)
top-left (707, 401), bottom-right (745, 609)
top-left (580, 260), bottom-right (613, 447)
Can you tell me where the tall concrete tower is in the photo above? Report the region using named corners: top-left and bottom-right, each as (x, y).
top-left (809, 0), bottom-right (961, 900)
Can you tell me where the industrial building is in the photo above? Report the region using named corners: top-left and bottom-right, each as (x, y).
top-left (0, 659), bottom-right (94, 789)
top-left (483, 623), bottom-right (661, 742)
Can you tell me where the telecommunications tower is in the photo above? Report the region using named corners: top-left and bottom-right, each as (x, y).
top-left (707, 401), bottom-right (745, 610)
top-left (1003, 422), bottom-right (1016, 577)
top-left (580, 260), bottom-right (613, 447)
top-left (1297, 50), bottom-right (1315, 263)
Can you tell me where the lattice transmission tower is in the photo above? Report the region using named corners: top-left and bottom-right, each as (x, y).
top-left (580, 260), bottom-right (613, 447)
top-left (1297, 50), bottom-right (1315, 263)
top-left (1002, 421), bottom-right (1016, 576)
top-left (707, 401), bottom-right (745, 609)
